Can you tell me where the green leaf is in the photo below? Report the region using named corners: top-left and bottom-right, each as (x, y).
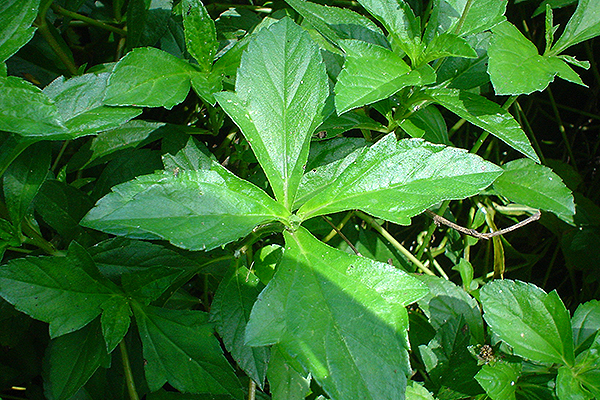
top-left (245, 227), bottom-right (427, 400)
top-left (551, 0), bottom-right (600, 54)
top-left (284, 0), bottom-right (388, 48)
top-left (480, 279), bottom-right (574, 366)
top-left (82, 165), bottom-right (290, 251)
top-left (100, 296), bottom-right (131, 353)
top-left (355, 0), bottom-right (422, 63)
top-left (0, 242), bottom-right (119, 338)
top-left (574, 336), bottom-right (600, 398)
top-left (475, 361), bottom-right (521, 400)
top-left (209, 262), bottom-right (269, 387)
top-left (493, 158), bottom-right (575, 223)
top-left (405, 381), bottom-right (436, 400)
top-left (427, 0), bottom-right (506, 37)
top-left (424, 88), bottom-right (540, 162)
top-left (335, 40), bottom-right (436, 115)
top-left (436, 31), bottom-right (492, 90)
top-left (315, 111), bottom-right (385, 139)
top-left (43, 319), bottom-right (110, 400)
top-left (0, 0), bottom-right (38, 63)
top-left (419, 33), bottom-right (477, 65)
top-left (399, 104), bottom-right (449, 145)
top-left (0, 76), bottom-right (67, 137)
top-left (182, 0), bottom-right (217, 72)
top-left (3, 141), bottom-right (51, 232)
top-left (556, 365), bottom-right (593, 400)
top-left (267, 345), bottom-right (311, 400)
top-left (43, 73), bottom-right (142, 137)
top-left (133, 304), bottom-right (243, 397)
top-left (104, 47), bottom-right (196, 110)
top-left (121, 267), bottom-right (183, 305)
top-left (488, 21), bottom-right (587, 96)
top-left (415, 274), bottom-right (484, 343)
top-left (297, 134), bottom-right (503, 225)
top-left (215, 17), bottom-right (328, 209)
top-left (162, 136), bottom-right (214, 172)
top-left (190, 70), bottom-right (222, 105)
top-left (572, 300), bottom-right (600, 353)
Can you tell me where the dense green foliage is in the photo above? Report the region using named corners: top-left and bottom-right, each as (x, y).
top-left (0, 0), bottom-right (599, 399)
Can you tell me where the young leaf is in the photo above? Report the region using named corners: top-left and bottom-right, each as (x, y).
top-left (418, 33), bottom-right (477, 66)
top-left (0, 0), bottom-right (38, 63)
top-left (104, 47), bottom-right (196, 110)
top-left (100, 296), bottom-right (132, 353)
top-left (406, 381), bottom-right (436, 400)
top-left (267, 345), bottom-right (311, 400)
top-left (488, 21), bottom-right (587, 95)
top-left (297, 134), bottom-right (503, 225)
top-left (133, 304), bottom-right (244, 397)
top-left (209, 262), bottom-right (269, 387)
top-left (82, 166), bottom-right (290, 251)
top-left (182, 0), bottom-right (217, 72)
top-left (43, 73), bottom-right (142, 137)
top-left (572, 300), bottom-right (600, 353)
top-left (480, 279), bottom-right (575, 366)
top-left (424, 88), bottom-right (540, 162)
top-left (0, 242), bottom-right (120, 338)
top-left (245, 227), bottom-right (427, 400)
top-left (0, 76), bottom-right (67, 137)
top-left (475, 361), bottom-right (521, 400)
top-left (43, 319), bottom-right (111, 400)
top-left (335, 40), bottom-right (436, 114)
top-left (215, 17), bottom-right (328, 209)
top-left (551, 0), bottom-right (600, 54)
top-left (284, 0), bottom-right (388, 48)
top-left (355, 0), bottom-right (422, 64)
top-left (492, 158), bottom-right (575, 223)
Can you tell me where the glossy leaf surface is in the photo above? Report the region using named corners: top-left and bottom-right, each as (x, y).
top-left (297, 134), bottom-right (503, 225)
top-left (551, 0), bottom-right (600, 53)
top-left (182, 0), bottom-right (217, 71)
top-left (481, 279), bottom-right (574, 365)
top-left (427, 0), bottom-right (506, 37)
top-left (216, 18), bottom-right (328, 209)
top-left (475, 361), bottom-right (521, 400)
top-left (419, 33), bottom-right (477, 65)
top-left (82, 165), bottom-right (289, 251)
top-left (572, 300), bottom-right (600, 353)
top-left (246, 227), bottom-right (427, 400)
top-left (267, 344), bottom-right (311, 400)
top-left (493, 158), bottom-right (575, 223)
top-left (424, 88), bottom-right (540, 162)
top-left (0, 0), bottom-right (38, 62)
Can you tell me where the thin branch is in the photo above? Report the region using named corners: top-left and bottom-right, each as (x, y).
top-left (425, 209), bottom-right (541, 240)
top-left (321, 216), bottom-right (362, 256)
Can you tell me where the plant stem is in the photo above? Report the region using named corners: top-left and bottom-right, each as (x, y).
top-left (119, 340), bottom-right (140, 400)
top-left (35, 16), bottom-right (79, 76)
top-left (323, 211), bottom-right (354, 243)
top-left (452, 0), bottom-right (474, 35)
top-left (547, 87), bottom-right (578, 171)
top-left (416, 201), bottom-right (449, 260)
top-left (321, 216), bottom-right (361, 256)
top-left (248, 380), bottom-right (256, 400)
top-left (355, 211), bottom-right (435, 275)
top-left (515, 101), bottom-right (546, 164)
top-left (51, 4), bottom-right (127, 36)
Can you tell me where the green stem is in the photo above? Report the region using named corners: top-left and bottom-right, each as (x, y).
top-left (119, 340), bottom-right (140, 400)
top-left (323, 211), bottom-right (354, 243)
top-left (515, 101), bottom-right (546, 164)
top-left (453, 0), bottom-right (474, 35)
top-left (51, 140), bottom-right (69, 172)
top-left (35, 14), bottom-right (79, 76)
top-left (355, 211), bottom-right (435, 275)
top-left (51, 4), bottom-right (127, 36)
top-left (547, 87), bottom-right (578, 171)
top-left (248, 380), bottom-right (256, 400)
top-left (416, 201), bottom-right (450, 260)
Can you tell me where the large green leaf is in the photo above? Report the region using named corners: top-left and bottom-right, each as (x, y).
top-left (82, 164), bottom-right (290, 251)
top-left (104, 47), bottom-right (198, 110)
top-left (43, 319), bottom-right (110, 400)
top-left (182, 0), bottom-right (217, 72)
top-left (284, 0), bottom-right (388, 48)
top-left (297, 134), bottom-right (503, 225)
top-left (0, 0), bottom-right (38, 62)
top-left (492, 158), bottom-right (575, 223)
top-left (355, 0), bottom-right (422, 64)
top-left (475, 361), bottom-right (521, 400)
top-left (480, 279), bottom-right (574, 366)
top-left (133, 304), bottom-right (243, 397)
top-left (335, 40), bottom-right (436, 114)
top-left (0, 76), bottom-right (67, 137)
top-left (426, 0), bottom-right (506, 37)
top-left (551, 0), bottom-right (600, 54)
top-left (215, 18), bottom-right (328, 209)
top-left (572, 300), bottom-right (600, 353)
top-left (424, 88), bottom-right (540, 162)
top-left (0, 242), bottom-right (120, 338)
top-left (209, 262), bottom-right (269, 387)
top-left (488, 21), bottom-right (586, 96)
top-left (43, 73), bottom-right (142, 136)
top-left (245, 227), bottom-right (427, 400)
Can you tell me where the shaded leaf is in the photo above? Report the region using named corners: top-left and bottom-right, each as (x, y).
top-left (246, 227), bottom-right (427, 400)
top-left (556, 365), bottom-right (593, 400)
top-left (480, 279), bottom-right (574, 365)
top-left (297, 134), bottom-right (503, 225)
top-left (493, 158), bottom-right (575, 223)
top-left (424, 88), bottom-right (540, 162)
top-left (551, 0), bottom-right (600, 54)
top-left (182, 0), bottom-right (217, 71)
top-left (572, 300), bottom-right (600, 354)
top-left (82, 165), bottom-right (290, 251)
top-left (475, 361), bottom-right (521, 400)
top-left (133, 304), bottom-right (243, 397)
top-left (399, 104), bottom-right (449, 145)
top-left (436, 32), bottom-right (492, 90)
top-left (100, 296), bottom-right (132, 353)
top-left (215, 17), bottom-right (328, 209)
top-left (0, 0), bottom-right (38, 63)
top-left (267, 345), bottom-right (311, 400)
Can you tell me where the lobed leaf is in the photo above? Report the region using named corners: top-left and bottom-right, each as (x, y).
top-left (246, 227), bottom-right (427, 400)
top-left (480, 279), bottom-right (574, 366)
top-left (297, 134), bottom-right (503, 225)
top-left (492, 158), bottom-right (575, 223)
top-left (216, 17), bottom-right (328, 209)
top-left (82, 165), bottom-right (290, 251)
